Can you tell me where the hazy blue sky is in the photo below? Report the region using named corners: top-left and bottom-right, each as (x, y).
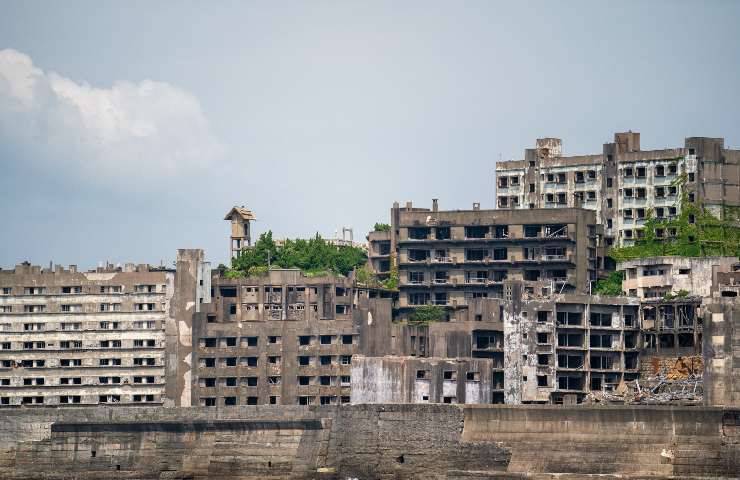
top-left (1, 1), bottom-right (739, 269)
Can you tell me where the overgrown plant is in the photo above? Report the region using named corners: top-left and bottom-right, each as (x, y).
top-left (231, 231), bottom-right (367, 277)
top-left (408, 305), bottom-right (446, 324)
top-left (373, 223), bottom-right (391, 232)
top-left (608, 172), bottom-right (740, 262)
top-left (594, 271), bottom-right (624, 296)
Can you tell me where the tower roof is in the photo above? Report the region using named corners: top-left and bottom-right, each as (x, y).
top-left (224, 206), bottom-right (257, 221)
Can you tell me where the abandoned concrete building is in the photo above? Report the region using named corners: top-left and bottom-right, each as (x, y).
top-left (495, 132), bottom-right (740, 248)
top-left (367, 200), bottom-right (601, 322)
top-left (354, 296), bottom-right (506, 403)
top-left (350, 356), bottom-right (493, 404)
top-left (190, 269), bottom-right (364, 407)
top-left (619, 256), bottom-right (738, 298)
top-left (0, 262), bottom-right (173, 406)
top-left (504, 293), bottom-right (643, 404)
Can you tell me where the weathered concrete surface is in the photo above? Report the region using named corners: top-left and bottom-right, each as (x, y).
top-left (0, 404), bottom-right (737, 479)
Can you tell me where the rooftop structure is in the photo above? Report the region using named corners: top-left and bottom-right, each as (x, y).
top-left (225, 206), bottom-right (257, 260)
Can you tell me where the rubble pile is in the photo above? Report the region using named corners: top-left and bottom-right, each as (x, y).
top-left (585, 356), bottom-right (703, 405)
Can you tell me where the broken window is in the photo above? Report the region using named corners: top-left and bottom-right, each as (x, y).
top-left (523, 270), bottom-right (540, 281)
top-left (537, 354), bottom-right (549, 366)
top-left (557, 376), bottom-right (583, 391)
top-left (557, 354), bottom-right (583, 368)
top-left (655, 165), bottom-right (665, 177)
top-left (557, 333), bottom-right (583, 347)
top-left (590, 334), bottom-right (613, 348)
top-left (590, 355), bottom-right (614, 369)
top-left (636, 166), bottom-right (646, 178)
top-left (498, 177), bottom-right (508, 188)
top-left (537, 311), bottom-right (549, 323)
top-left (575, 171), bottom-right (585, 183)
top-left (466, 249), bottom-right (486, 261)
top-left (409, 271), bottom-right (425, 284)
top-left (408, 249), bottom-right (429, 262)
top-left (416, 370), bottom-right (429, 379)
top-left (494, 225), bottom-right (509, 238)
top-left (536, 332), bottom-right (549, 344)
top-left (465, 226), bottom-right (488, 239)
top-left (408, 227), bottom-right (430, 240)
top-left (524, 225), bottom-right (541, 238)
top-left (589, 312), bottom-right (613, 327)
top-left (435, 227), bottom-right (450, 240)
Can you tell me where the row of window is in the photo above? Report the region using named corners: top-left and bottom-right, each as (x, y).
top-left (0, 320), bottom-right (157, 331)
top-left (0, 394), bottom-right (158, 405)
top-left (0, 303), bottom-right (161, 313)
top-left (199, 354), bottom-right (353, 368)
top-left (0, 375), bottom-right (159, 386)
top-left (199, 334), bottom-right (355, 348)
top-left (0, 357), bottom-right (157, 368)
top-left (198, 395), bottom-right (351, 406)
top-left (0, 339), bottom-right (159, 350)
top-left (0, 285), bottom-right (161, 296)
top-left (199, 374), bottom-right (351, 388)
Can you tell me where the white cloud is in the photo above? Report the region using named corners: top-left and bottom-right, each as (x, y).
top-left (0, 48), bottom-right (222, 188)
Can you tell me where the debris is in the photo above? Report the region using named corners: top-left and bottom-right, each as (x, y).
top-left (585, 356), bottom-right (703, 406)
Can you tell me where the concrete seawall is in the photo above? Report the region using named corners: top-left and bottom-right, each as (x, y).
top-left (0, 404), bottom-right (737, 479)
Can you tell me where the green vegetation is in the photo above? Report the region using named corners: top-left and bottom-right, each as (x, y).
top-left (380, 253), bottom-right (399, 290)
top-left (608, 173), bottom-right (740, 262)
top-left (594, 271), bottom-right (624, 296)
top-left (229, 231), bottom-right (367, 277)
top-left (373, 223), bottom-right (391, 232)
top-left (408, 305), bottom-right (447, 324)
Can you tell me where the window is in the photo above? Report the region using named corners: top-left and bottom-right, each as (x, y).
top-left (299, 356), bottom-right (311, 366)
top-left (408, 249), bottom-right (429, 262)
top-left (409, 271), bottom-right (425, 284)
top-left (202, 397), bottom-right (216, 407)
top-left (320, 335), bottom-right (332, 345)
top-left (245, 356), bottom-right (259, 367)
top-left (201, 358), bottom-right (215, 368)
top-left (492, 248), bottom-right (507, 261)
top-left (342, 334), bottom-right (353, 345)
top-left (416, 370), bottom-right (429, 379)
top-left (590, 334), bottom-right (613, 348)
top-left (320, 355), bottom-right (332, 365)
top-left (537, 375), bottom-right (548, 387)
top-left (536, 332), bottom-right (549, 344)
top-left (268, 376), bottom-right (280, 385)
top-left (133, 357), bottom-right (155, 366)
top-left (99, 303), bottom-right (121, 312)
top-left (268, 336), bottom-right (280, 344)
top-left (99, 358), bottom-right (121, 366)
top-left (299, 335), bottom-right (311, 346)
top-left (298, 376), bottom-right (311, 386)
top-left (61, 304), bottom-right (82, 313)
top-left (340, 355), bottom-right (352, 365)
top-left (59, 396), bottom-right (81, 404)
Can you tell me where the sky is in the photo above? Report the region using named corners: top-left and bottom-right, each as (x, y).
top-left (1, 1), bottom-right (739, 269)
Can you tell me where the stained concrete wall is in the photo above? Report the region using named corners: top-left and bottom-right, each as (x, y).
top-left (0, 404), bottom-right (737, 479)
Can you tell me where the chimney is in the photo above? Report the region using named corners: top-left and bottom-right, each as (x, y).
top-left (432, 198), bottom-right (438, 212)
top-left (69, 265), bottom-right (77, 273)
top-left (473, 202), bottom-right (480, 211)
top-left (405, 201), bottom-right (413, 211)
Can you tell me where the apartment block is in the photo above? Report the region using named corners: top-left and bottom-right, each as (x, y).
top-left (191, 269), bottom-right (363, 407)
top-left (0, 262), bottom-right (173, 406)
top-left (370, 200), bottom-right (600, 321)
top-left (619, 256), bottom-right (738, 298)
top-left (355, 296), bottom-right (505, 403)
top-left (495, 132), bottom-right (740, 248)
top-left (503, 293), bottom-right (641, 404)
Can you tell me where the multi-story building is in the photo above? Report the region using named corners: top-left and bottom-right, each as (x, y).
top-left (369, 200), bottom-right (600, 321)
top-left (0, 262), bottom-right (174, 406)
top-left (503, 293), bottom-right (641, 404)
top-left (191, 269), bottom-right (362, 407)
top-left (495, 132), bottom-right (740, 248)
top-left (366, 229), bottom-right (392, 280)
top-left (619, 256), bottom-right (738, 298)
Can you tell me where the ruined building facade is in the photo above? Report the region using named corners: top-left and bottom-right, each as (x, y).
top-left (495, 132), bottom-right (740, 248)
top-left (0, 263), bottom-right (174, 406)
top-left (190, 269), bottom-right (363, 407)
top-left (370, 200), bottom-right (601, 322)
